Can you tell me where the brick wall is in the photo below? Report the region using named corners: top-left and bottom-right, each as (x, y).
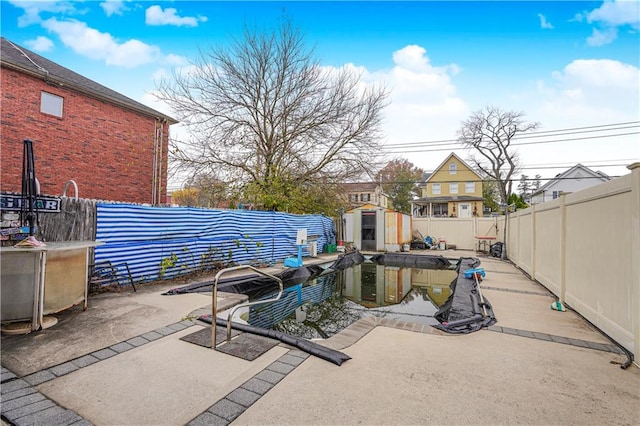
top-left (1, 68), bottom-right (169, 204)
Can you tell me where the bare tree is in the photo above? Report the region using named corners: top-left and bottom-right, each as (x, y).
top-left (154, 20), bottom-right (389, 211)
top-left (457, 106), bottom-right (540, 205)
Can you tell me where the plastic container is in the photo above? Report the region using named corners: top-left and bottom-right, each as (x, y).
top-left (439, 239), bottom-right (446, 250)
top-left (309, 241), bottom-right (318, 257)
top-left (325, 244), bottom-right (337, 253)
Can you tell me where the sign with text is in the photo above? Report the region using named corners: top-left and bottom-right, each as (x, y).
top-left (0, 194), bottom-right (61, 212)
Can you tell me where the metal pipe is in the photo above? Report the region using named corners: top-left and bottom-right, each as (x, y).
top-left (473, 272), bottom-right (488, 317)
top-left (62, 180), bottom-right (78, 200)
top-left (211, 265), bottom-right (283, 350)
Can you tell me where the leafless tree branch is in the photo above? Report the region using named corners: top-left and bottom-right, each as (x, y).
top-left (457, 106), bottom-right (540, 204)
top-left (154, 20), bottom-right (389, 211)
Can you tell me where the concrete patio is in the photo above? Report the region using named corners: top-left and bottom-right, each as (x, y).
top-left (2, 250), bottom-right (638, 425)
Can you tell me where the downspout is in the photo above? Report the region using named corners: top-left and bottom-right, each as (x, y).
top-left (157, 119), bottom-right (165, 206)
top-left (151, 120), bottom-right (159, 205)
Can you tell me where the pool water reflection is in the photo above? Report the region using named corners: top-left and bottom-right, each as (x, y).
top-left (228, 261), bottom-right (458, 340)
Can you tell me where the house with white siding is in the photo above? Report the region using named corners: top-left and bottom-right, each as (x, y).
top-left (529, 164), bottom-right (610, 204)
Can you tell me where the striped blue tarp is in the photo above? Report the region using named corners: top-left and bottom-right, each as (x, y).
top-left (95, 203), bottom-right (336, 283)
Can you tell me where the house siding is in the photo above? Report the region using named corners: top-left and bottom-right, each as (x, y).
top-left (425, 163), bottom-right (481, 197)
top-left (529, 165), bottom-right (610, 205)
top-left (1, 67), bottom-right (169, 204)
top-left (414, 153), bottom-right (484, 218)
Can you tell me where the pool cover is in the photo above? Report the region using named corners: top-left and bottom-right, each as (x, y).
top-left (433, 257), bottom-right (497, 334)
top-left (163, 251), bottom-right (495, 334)
top-left (161, 252), bottom-right (365, 296)
top-left (198, 315), bottom-right (352, 366)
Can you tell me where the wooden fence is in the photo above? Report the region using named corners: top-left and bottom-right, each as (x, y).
top-left (36, 197), bottom-right (97, 242)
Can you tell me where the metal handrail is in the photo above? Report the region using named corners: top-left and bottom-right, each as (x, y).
top-left (211, 265), bottom-right (283, 350)
top-left (62, 180), bottom-right (78, 200)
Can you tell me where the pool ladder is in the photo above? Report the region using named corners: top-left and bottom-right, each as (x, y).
top-left (211, 265), bottom-right (283, 350)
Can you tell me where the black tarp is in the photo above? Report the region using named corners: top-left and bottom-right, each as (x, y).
top-left (161, 251), bottom-right (364, 295)
top-left (163, 251), bottom-right (495, 335)
top-left (199, 314), bottom-right (351, 366)
top-left (433, 257), bottom-right (496, 334)
top-left (369, 253), bottom-right (451, 269)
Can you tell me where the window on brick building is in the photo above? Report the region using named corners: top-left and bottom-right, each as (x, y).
top-left (41, 92), bottom-right (63, 117)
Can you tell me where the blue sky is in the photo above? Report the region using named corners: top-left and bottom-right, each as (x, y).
top-left (2, 0), bottom-right (639, 190)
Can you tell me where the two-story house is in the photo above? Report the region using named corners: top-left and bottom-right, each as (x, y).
top-left (411, 153), bottom-right (484, 218)
top-left (529, 164), bottom-right (610, 204)
top-left (0, 37), bottom-right (177, 205)
top-left (340, 182), bottom-right (389, 210)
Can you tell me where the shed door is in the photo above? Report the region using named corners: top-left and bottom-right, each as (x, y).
top-left (361, 211), bottom-right (376, 251)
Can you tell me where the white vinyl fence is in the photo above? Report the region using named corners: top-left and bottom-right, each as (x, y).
top-left (412, 216), bottom-right (504, 250)
top-left (413, 163), bottom-right (639, 362)
top-left (507, 163), bottom-right (639, 362)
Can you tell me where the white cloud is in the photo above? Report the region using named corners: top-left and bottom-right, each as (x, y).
top-left (100, 0), bottom-right (128, 17)
top-left (538, 13), bottom-right (554, 29)
top-left (145, 5), bottom-right (207, 27)
top-left (41, 17), bottom-right (161, 68)
top-left (539, 59), bottom-right (639, 124)
top-left (579, 0), bottom-right (640, 45)
top-left (163, 53), bottom-right (190, 67)
top-left (586, 27), bottom-right (619, 46)
top-left (25, 36), bottom-right (54, 52)
top-left (7, 0), bottom-right (79, 27)
top-left (555, 59), bottom-right (639, 89)
top-left (363, 45), bottom-right (468, 149)
top-left (509, 58), bottom-right (640, 178)
top-left (586, 0), bottom-right (640, 28)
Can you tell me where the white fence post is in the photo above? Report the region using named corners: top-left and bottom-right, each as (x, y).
top-left (531, 204), bottom-right (536, 280)
top-left (628, 163), bottom-right (640, 363)
top-left (559, 193), bottom-right (567, 305)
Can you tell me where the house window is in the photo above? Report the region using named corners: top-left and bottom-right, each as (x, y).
top-left (449, 163), bottom-right (457, 174)
top-left (41, 91), bottom-right (63, 117)
top-left (360, 193), bottom-right (370, 202)
top-left (350, 194), bottom-right (358, 202)
top-left (450, 183), bottom-right (458, 194)
top-left (465, 182), bottom-right (475, 193)
top-left (552, 191), bottom-right (559, 199)
top-left (433, 204), bottom-right (448, 216)
top-left (432, 183), bottom-right (441, 195)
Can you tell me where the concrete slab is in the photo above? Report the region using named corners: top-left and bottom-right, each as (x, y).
top-left (234, 326), bottom-right (639, 426)
top-left (37, 326), bottom-right (289, 426)
top-left (484, 289), bottom-right (612, 344)
top-left (0, 284), bottom-right (245, 376)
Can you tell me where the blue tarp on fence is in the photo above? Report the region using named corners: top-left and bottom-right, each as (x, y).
top-left (94, 203), bottom-right (336, 283)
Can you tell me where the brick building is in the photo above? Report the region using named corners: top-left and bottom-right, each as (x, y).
top-left (0, 37), bottom-right (177, 205)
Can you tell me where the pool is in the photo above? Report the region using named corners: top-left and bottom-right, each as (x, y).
top-left (221, 256), bottom-right (459, 339)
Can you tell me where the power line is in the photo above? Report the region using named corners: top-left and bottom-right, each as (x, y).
top-left (382, 130), bottom-right (639, 154)
top-left (382, 121), bottom-right (640, 149)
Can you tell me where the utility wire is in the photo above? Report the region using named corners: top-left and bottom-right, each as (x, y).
top-left (382, 131), bottom-right (639, 154)
top-left (382, 121), bottom-right (640, 148)
top-left (382, 131), bottom-right (640, 154)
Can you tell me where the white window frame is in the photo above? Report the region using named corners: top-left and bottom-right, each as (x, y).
top-left (450, 183), bottom-right (459, 194)
top-left (449, 163), bottom-right (457, 174)
top-left (465, 182), bottom-right (475, 193)
top-left (432, 183), bottom-right (441, 195)
top-left (41, 91), bottom-right (63, 117)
